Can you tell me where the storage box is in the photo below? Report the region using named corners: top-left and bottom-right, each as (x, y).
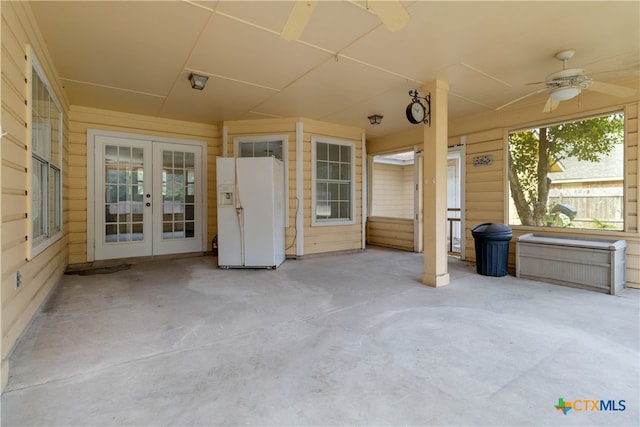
top-left (516, 233), bottom-right (626, 295)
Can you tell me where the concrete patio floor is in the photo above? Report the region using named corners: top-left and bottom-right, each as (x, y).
top-left (1, 246), bottom-right (638, 426)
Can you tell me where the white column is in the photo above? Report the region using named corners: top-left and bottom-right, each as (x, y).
top-left (422, 80), bottom-right (450, 287)
top-left (295, 121), bottom-right (304, 256)
top-left (222, 125), bottom-right (228, 157)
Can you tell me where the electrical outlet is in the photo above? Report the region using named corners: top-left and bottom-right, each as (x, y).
top-left (16, 271), bottom-right (22, 288)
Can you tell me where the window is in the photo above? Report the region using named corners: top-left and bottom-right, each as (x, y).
top-left (312, 137), bottom-right (355, 225)
top-left (236, 138), bottom-right (284, 161)
top-left (30, 52), bottom-right (63, 256)
top-left (235, 135), bottom-right (288, 226)
top-left (508, 112), bottom-right (624, 230)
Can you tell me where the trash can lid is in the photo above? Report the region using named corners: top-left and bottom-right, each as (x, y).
top-left (471, 222), bottom-right (512, 238)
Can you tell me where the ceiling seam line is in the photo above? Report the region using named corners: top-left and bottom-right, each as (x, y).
top-left (59, 78), bottom-right (166, 98)
top-left (340, 54), bottom-right (424, 84)
top-left (214, 10), bottom-right (281, 37)
top-left (459, 62), bottom-right (512, 88)
top-left (160, 2), bottom-right (217, 117)
top-left (244, 55), bottom-right (340, 117)
top-left (448, 91), bottom-right (495, 109)
top-left (183, 69), bottom-right (280, 92)
top-left (211, 5), bottom-right (423, 87)
top-left (182, 0), bottom-right (214, 13)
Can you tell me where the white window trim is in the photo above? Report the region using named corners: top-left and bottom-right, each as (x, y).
top-left (29, 48), bottom-right (63, 259)
top-left (506, 110), bottom-right (625, 231)
top-left (311, 136), bottom-right (356, 226)
top-left (233, 135), bottom-right (289, 228)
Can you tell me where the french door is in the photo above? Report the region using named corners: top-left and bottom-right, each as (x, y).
top-left (94, 135), bottom-right (203, 260)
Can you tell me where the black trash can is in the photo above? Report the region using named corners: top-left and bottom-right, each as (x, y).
top-left (471, 223), bottom-right (512, 277)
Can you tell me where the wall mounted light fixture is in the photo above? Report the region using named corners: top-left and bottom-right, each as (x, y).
top-left (189, 73), bottom-right (209, 90)
top-left (368, 114), bottom-right (383, 125)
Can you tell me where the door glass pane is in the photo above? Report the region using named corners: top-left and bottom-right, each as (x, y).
top-left (163, 151), bottom-right (173, 168)
top-left (132, 223), bottom-right (143, 241)
top-left (161, 149), bottom-right (195, 241)
top-left (186, 222), bottom-right (195, 238)
top-left (185, 153), bottom-right (195, 168)
top-left (118, 223), bottom-right (131, 242)
top-left (103, 144), bottom-right (144, 244)
top-left (105, 224), bottom-right (117, 242)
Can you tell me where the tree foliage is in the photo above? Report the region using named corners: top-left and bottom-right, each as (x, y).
top-left (508, 113), bottom-right (624, 226)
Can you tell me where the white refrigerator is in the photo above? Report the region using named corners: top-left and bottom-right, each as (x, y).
top-left (216, 157), bottom-right (285, 269)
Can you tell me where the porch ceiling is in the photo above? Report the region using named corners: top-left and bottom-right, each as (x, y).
top-left (30, 1), bottom-right (639, 137)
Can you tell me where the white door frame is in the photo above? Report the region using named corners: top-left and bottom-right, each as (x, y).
top-left (414, 149), bottom-right (424, 252)
top-left (447, 141), bottom-right (466, 259)
top-left (87, 129), bottom-right (207, 262)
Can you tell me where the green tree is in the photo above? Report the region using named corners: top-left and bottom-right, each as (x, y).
top-left (508, 113), bottom-right (624, 226)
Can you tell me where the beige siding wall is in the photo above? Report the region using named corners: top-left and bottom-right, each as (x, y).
top-left (462, 128), bottom-right (506, 263)
top-left (453, 101), bottom-right (640, 289)
top-left (68, 106), bottom-right (220, 264)
top-left (224, 118), bottom-right (364, 256)
top-left (368, 160), bottom-right (414, 251)
top-left (223, 118), bottom-right (299, 256)
top-left (368, 85), bottom-right (639, 289)
top-left (626, 104), bottom-right (638, 233)
top-left (371, 162), bottom-right (413, 218)
top-left (366, 217), bottom-right (414, 251)
top-left (0, 0), bottom-right (3, 394)
top-left (303, 120), bottom-right (363, 255)
top-left (452, 104), bottom-right (640, 288)
top-left (1, 1), bottom-right (70, 390)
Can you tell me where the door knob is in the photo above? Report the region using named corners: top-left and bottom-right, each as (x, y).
top-left (146, 202), bottom-right (151, 207)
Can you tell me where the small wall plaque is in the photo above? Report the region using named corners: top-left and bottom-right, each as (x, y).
top-left (473, 155), bottom-right (493, 166)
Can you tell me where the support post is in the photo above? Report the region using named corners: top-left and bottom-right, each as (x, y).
top-left (421, 80), bottom-right (450, 287)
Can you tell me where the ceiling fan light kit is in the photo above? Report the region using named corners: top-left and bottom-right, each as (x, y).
top-left (496, 48), bottom-right (636, 113)
top-left (549, 86), bottom-right (581, 101)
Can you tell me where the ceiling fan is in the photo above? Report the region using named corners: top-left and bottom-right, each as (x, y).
top-left (496, 49), bottom-right (637, 112)
top-left (281, 0), bottom-right (410, 41)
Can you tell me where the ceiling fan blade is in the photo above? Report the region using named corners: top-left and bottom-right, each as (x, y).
top-left (542, 97), bottom-right (560, 113)
top-left (368, 0), bottom-right (410, 32)
top-left (495, 88), bottom-right (547, 111)
top-left (281, 1), bottom-right (318, 41)
top-left (588, 81), bottom-right (637, 98)
top-left (590, 67), bottom-right (640, 79)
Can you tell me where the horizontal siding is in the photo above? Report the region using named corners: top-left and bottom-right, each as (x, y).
top-left (223, 118), bottom-right (298, 256)
top-left (1, 0), bottom-right (70, 391)
top-left (366, 217), bottom-right (414, 251)
top-left (626, 104), bottom-right (638, 234)
top-left (68, 105), bottom-right (220, 265)
top-left (464, 128), bottom-right (506, 262)
top-left (302, 120), bottom-right (363, 255)
top-left (225, 118), bottom-right (364, 257)
top-left (371, 162), bottom-right (413, 218)
top-left (460, 104), bottom-right (639, 290)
